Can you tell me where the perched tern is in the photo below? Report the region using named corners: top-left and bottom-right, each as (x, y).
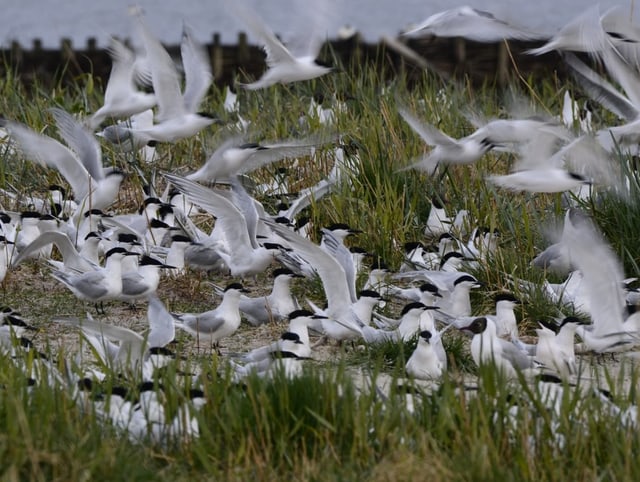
top-left (534, 317), bottom-right (583, 379)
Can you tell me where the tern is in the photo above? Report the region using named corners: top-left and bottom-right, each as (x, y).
top-left (461, 317), bottom-right (535, 378)
top-left (264, 219), bottom-right (365, 341)
top-left (164, 173), bottom-right (279, 277)
top-left (123, 16), bottom-right (217, 143)
top-left (51, 247), bottom-right (137, 307)
top-left (534, 317), bottom-right (583, 379)
top-left (53, 315), bottom-right (172, 377)
top-left (2, 109), bottom-right (125, 218)
top-left (234, 268), bottom-right (301, 326)
top-left (405, 330), bottom-right (445, 381)
top-left (485, 130), bottom-right (609, 193)
top-left (228, 1), bottom-right (332, 89)
top-left (232, 331), bottom-right (311, 365)
top-left (489, 293), bottom-right (521, 339)
top-left (559, 209), bottom-right (640, 353)
top-left (527, 5), bottom-right (632, 57)
top-left (120, 255), bottom-right (174, 302)
top-left (11, 230), bottom-right (98, 272)
top-left (88, 38), bottom-right (157, 130)
top-left (186, 134), bottom-right (323, 182)
top-left (404, 6), bottom-right (539, 42)
top-left (173, 283), bottom-right (247, 348)
top-left (0, 236), bottom-right (14, 283)
top-left (398, 106), bottom-right (495, 174)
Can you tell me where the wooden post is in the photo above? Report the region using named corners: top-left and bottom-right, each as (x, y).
top-left (351, 32), bottom-right (362, 70)
top-left (10, 41), bottom-right (22, 63)
top-left (237, 32), bottom-right (249, 65)
top-left (211, 33), bottom-right (223, 79)
top-left (453, 37), bottom-right (466, 72)
top-left (61, 38), bottom-right (74, 61)
top-left (87, 37), bottom-right (97, 52)
top-left (496, 41), bottom-right (509, 86)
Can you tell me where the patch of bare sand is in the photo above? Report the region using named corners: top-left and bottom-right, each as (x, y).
top-left (4, 264), bottom-right (640, 394)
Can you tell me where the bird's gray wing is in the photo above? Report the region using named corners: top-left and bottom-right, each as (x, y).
top-left (121, 273), bottom-right (148, 297)
top-left (321, 228), bottom-right (358, 303)
top-left (181, 22), bottom-right (213, 114)
top-left (500, 339), bottom-right (534, 370)
top-left (72, 271), bottom-right (110, 299)
top-left (187, 313), bottom-right (226, 334)
top-left (3, 120), bottom-right (91, 200)
top-left (50, 108), bottom-right (104, 181)
top-left (564, 52), bottom-right (639, 121)
top-left (147, 295), bottom-right (175, 348)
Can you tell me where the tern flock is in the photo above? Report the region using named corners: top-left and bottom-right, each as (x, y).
top-left (2, 3), bottom-right (640, 446)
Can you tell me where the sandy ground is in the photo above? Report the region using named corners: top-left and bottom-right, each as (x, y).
top-left (5, 263), bottom-right (640, 396)
top-left (6, 263), bottom-right (345, 365)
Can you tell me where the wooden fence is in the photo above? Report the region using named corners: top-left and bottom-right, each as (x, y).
top-left (0, 32), bottom-right (565, 90)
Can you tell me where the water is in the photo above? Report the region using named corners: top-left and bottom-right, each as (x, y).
top-left (2, 0), bottom-right (637, 49)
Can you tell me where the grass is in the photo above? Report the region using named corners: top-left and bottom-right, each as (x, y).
top-left (1, 61), bottom-right (640, 480)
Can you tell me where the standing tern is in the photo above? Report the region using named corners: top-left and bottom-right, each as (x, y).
top-left (534, 317), bottom-right (583, 379)
top-left (120, 255), bottom-right (174, 302)
top-left (235, 268), bottom-right (301, 326)
top-left (51, 247), bottom-right (137, 306)
top-left (489, 293), bottom-right (521, 339)
top-left (461, 317), bottom-right (535, 378)
top-left (173, 283), bottom-right (247, 348)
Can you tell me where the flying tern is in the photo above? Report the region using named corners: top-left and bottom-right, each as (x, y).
top-left (404, 6), bottom-right (539, 42)
top-left (88, 38), bottom-right (157, 130)
top-left (2, 110), bottom-right (126, 219)
top-left (123, 16), bottom-right (217, 143)
top-left (227, 1), bottom-right (332, 89)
